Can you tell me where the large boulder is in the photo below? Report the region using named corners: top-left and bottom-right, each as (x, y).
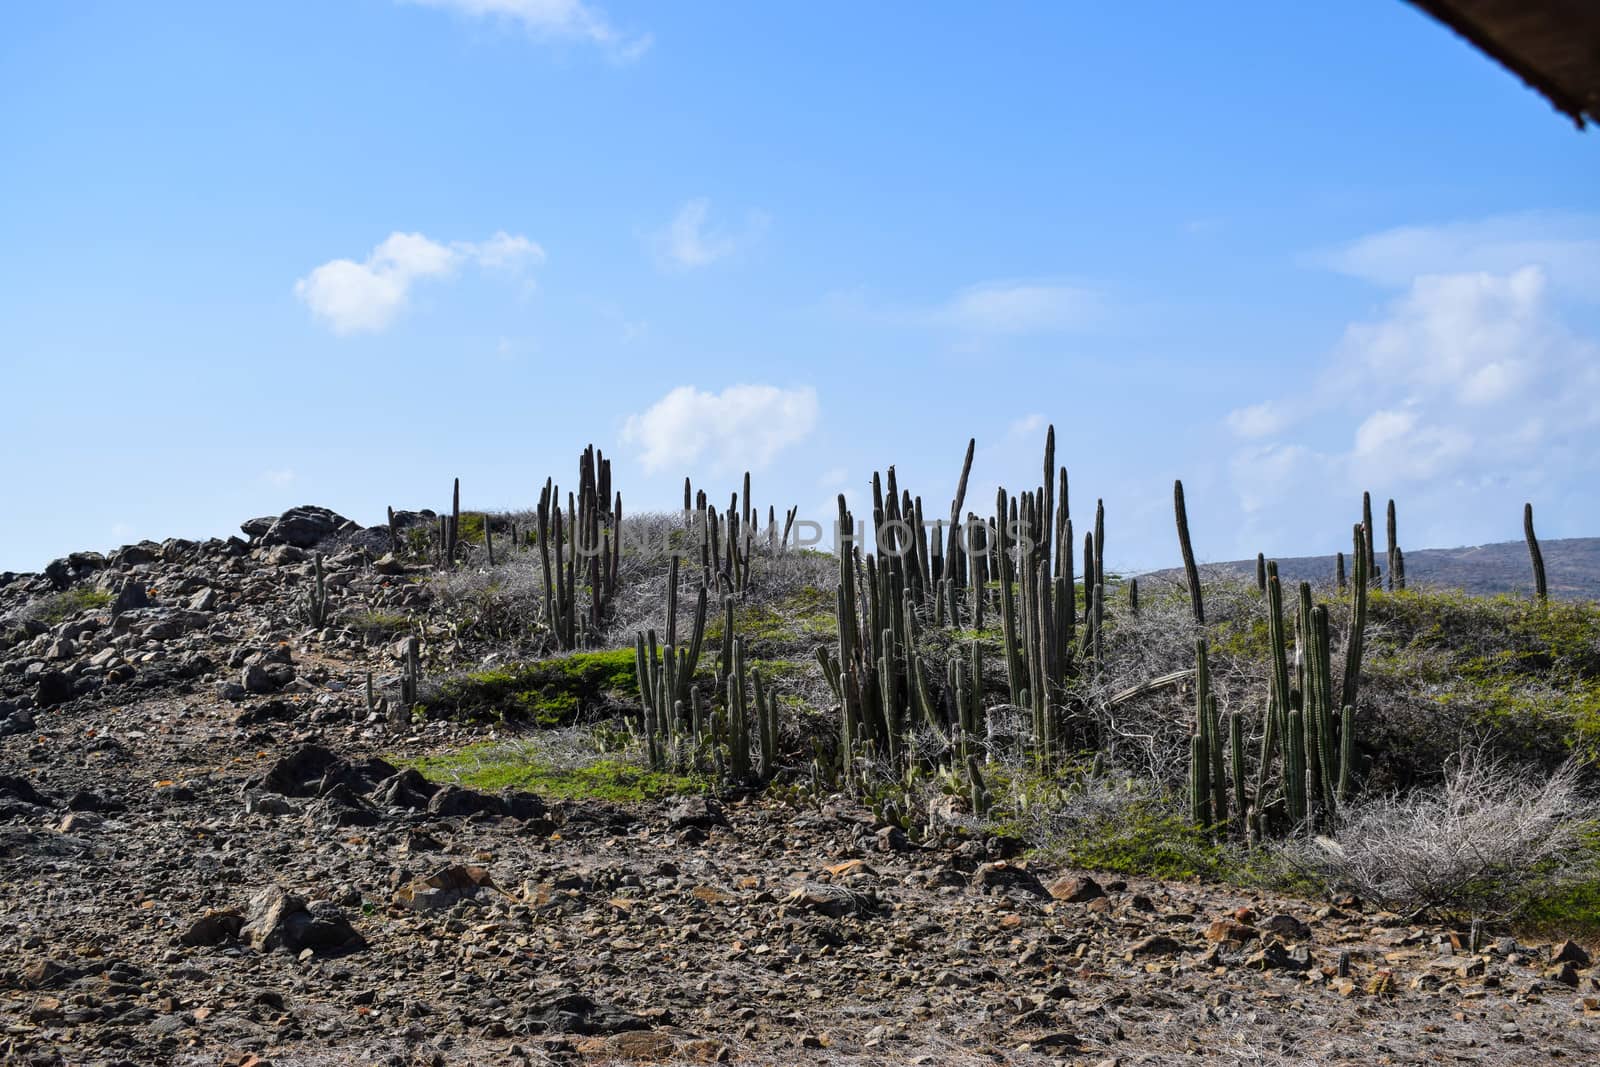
top-left (109, 581), bottom-right (150, 617)
top-left (245, 506), bottom-right (356, 549)
top-left (254, 744), bottom-right (396, 798)
top-left (241, 887), bottom-right (363, 954)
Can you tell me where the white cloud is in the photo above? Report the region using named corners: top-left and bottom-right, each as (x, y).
top-left (1315, 212), bottom-right (1600, 300)
top-left (622, 385), bottom-right (819, 474)
top-left (1225, 402), bottom-right (1291, 439)
top-left (1224, 255), bottom-right (1600, 553)
top-left (1336, 267), bottom-right (1546, 407)
top-left (295, 230), bottom-right (544, 334)
top-left (468, 231), bottom-right (544, 271)
top-left (405, 0), bottom-right (650, 60)
top-left (261, 469), bottom-right (296, 487)
top-left (650, 198), bottom-right (766, 270)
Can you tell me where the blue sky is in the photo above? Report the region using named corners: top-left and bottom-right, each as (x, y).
top-left (2, 1), bottom-right (1597, 574)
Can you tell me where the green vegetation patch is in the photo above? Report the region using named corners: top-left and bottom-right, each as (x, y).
top-left (423, 647), bottom-right (639, 725)
top-left (404, 743), bottom-right (706, 801)
top-left (456, 513), bottom-right (486, 545)
top-left (30, 587), bottom-right (112, 625)
top-left (1056, 806), bottom-right (1234, 881)
top-left (706, 585), bottom-right (837, 647)
top-left (1366, 589), bottom-right (1600, 762)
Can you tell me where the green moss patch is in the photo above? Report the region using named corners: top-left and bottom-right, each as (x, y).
top-left (706, 586), bottom-right (837, 648)
top-left (31, 587), bottom-right (112, 625)
top-left (404, 743), bottom-right (706, 802)
top-left (423, 648), bottom-right (639, 725)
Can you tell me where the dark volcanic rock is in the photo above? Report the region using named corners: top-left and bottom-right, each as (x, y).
top-left (259, 744), bottom-right (345, 797)
top-left (179, 908), bottom-right (244, 947)
top-left (519, 988), bottom-right (648, 1036)
top-left (665, 795), bottom-right (728, 830)
top-left (255, 505), bottom-right (355, 549)
top-left (371, 768), bottom-right (439, 810)
top-left (110, 581), bottom-right (150, 616)
top-left (241, 886), bottom-right (364, 954)
top-left (0, 774), bottom-right (54, 808)
top-left (427, 784), bottom-right (507, 818)
top-left (254, 744), bottom-right (394, 799)
top-left (34, 669), bottom-right (74, 708)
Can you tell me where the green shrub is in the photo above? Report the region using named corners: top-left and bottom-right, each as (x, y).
top-left (27, 587), bottom-right (112, 625)
top-left (456, 513), bottom-right (486, 545)
top-left (422, 648), bottom-right (639, 725)
top-left (1054, 801), bottom-right (1235, 881)
top-left (1362, 589), bottom-right (1600, 768)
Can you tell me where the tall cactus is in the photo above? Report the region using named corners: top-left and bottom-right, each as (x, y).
top-left (300, 552), bottom-right (330, 627)
top-left (1189, 637), bottom-right (1213, 827)
top-left (1174, 479), bottom-right (1204, 625)
top-left (1339, 523), bottom-right (1367, 717)
top-left (400, 635), bottom-right (421, 708)
top-left (1362, 491), bottom-right (1378, 585)
top-left (1385, 499), bottom-right (1398, 593)
top-left (1525, 502), bottom-right (1548, 601)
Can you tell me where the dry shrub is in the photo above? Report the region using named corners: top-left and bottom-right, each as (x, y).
top-left (1279, 748), bottom-right (1595, 920)
top-left (1082, 568), bottom-right (1286, 786)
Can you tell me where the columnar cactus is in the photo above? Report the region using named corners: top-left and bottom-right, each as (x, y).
top-left (1385, 499), bottom-right (1398, 593)
top-left (1339, 523), bottom-right (1367, 717)
top-left (1174, 480), bottom-right (1204, 625)
top-left (1525, 502), bottom-right (1548, 601)
top-left (400, 635), bottom-right (421, 708)
top-left (300, 552), bottom-right (330, 628)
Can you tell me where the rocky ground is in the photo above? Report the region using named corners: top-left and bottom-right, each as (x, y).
top-left (3, 507), bottom-right (1599, 1066)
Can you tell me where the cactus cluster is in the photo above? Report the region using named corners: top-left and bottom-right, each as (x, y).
top-left (678, 470), bottom-right (795, 597)
top-left (393, 432), bottom-right (1559, 842)
top-left (633, 557), bottom-right (712, 769)
top-left (536, 445), bottom-right (622, 648)
top-left (1173, 499), bottom-right (1375, 840)
top-left (816, 428), bottom-right (1110, 805)
top-left (299, 551), bottom-right (331, 628)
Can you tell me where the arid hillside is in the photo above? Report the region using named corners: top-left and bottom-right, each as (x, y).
top-left (3, 440), bottom-right (1599, 1066)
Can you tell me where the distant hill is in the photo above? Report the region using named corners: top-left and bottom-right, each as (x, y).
top-left (1157, 537), bottom-right (1600, 601)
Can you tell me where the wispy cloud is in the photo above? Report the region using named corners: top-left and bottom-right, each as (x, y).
top-left (1225, 402), bottom-right (1292, 440)
top-left (934, 280), bottom-right (1103, 335)
top-left (830, 279), bottom-right (1107, 337)
top-left (295, 230), bottom-right (544, 334)
top-left (1311, 212), bottom-right (1600, 300)
top-left (1007, 413), bottom-right (1046, 438)
top-left (261, 469), bottom-right (296, 487)
top-left (404, 0), bottom-right (651, 61)
top-left (649, 198), bottom-right (767, 270)
top-left (622, 384), bottom-right (818, 474)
